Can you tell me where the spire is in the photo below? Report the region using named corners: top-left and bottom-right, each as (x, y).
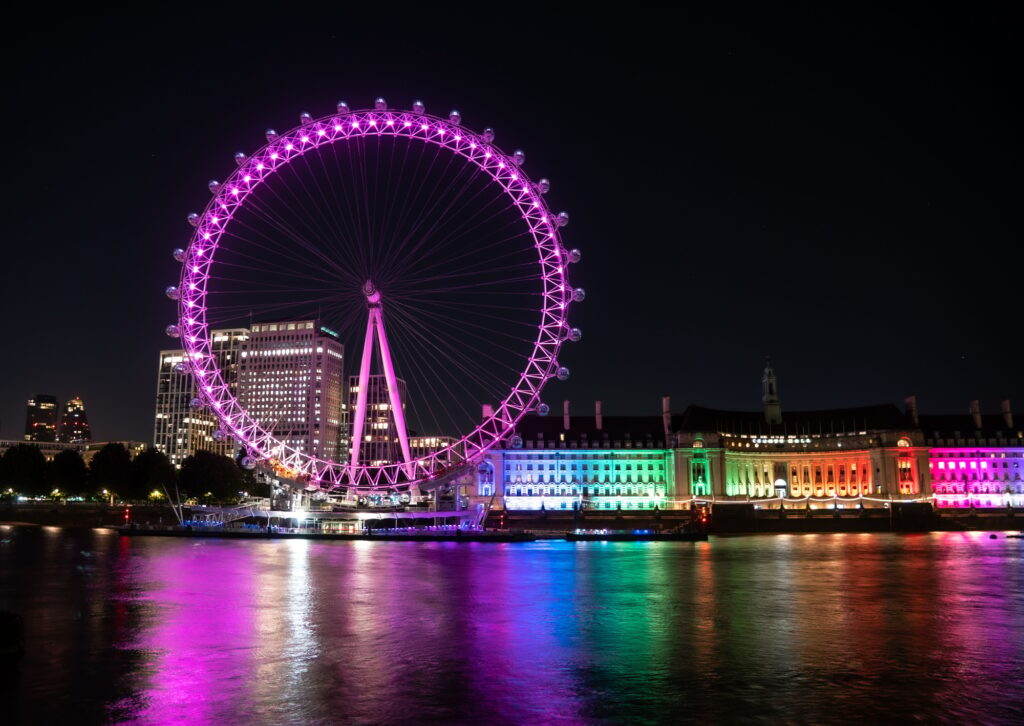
top-left (762, 358), bottom-right (782, 425)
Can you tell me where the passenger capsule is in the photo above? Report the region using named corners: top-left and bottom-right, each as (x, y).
top-left (299, 111), bottom-right (313, 125)
top-left (212, 429), bottom-right (228, 442)
top-left (208, 179), bottom-right (220, 194)
top-left (265, 128), bottom-right (278, 142)
top-left (173, 362), bottom-right (188, 374)
top-left (165, 324), bottom-right (181, 338)
top-left (537, 402), bottom-right (550, 416)
top-left (234, 152), bottom-right (247, 165)
top-left (172, 248), bottom-right (186, 263)
top-left (572, 287), bottom-right (586, 303)
top-left (482, 127), bottom-right (495, 143)
top-left (187, 212), bottom-right (200, 227)
top-left (568, 248), bottom-right (582, 263)
top-left (568, 327), bottom-right (582, 343)
top-left (556, 366), bottom-right (571, 381)
top-left (189, 397), bottom-right (203, 410)
top-left (412, 100), bottom-right (425, 114)
top-left (556, 211), bottom-right (570, 227)
top-left (449, 110), bottom-right (462, 125)
top-left (240, 456), bottom-right (257, 470)
top-left (510, 435), bottom-right (523, 449)
top-left (512, 149), bottom-right (526, 166)
top-left (537, 178), bottom-right (551, 194)
top-left (336, 101), bottom-right (350, 114)
top-left (165, 285), bottom-right (180, 300)
top-left (374, 97), bottom-right (387, 110)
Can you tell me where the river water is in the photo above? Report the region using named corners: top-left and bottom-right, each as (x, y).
top-left (1, 527), bottom-right (1022, 725)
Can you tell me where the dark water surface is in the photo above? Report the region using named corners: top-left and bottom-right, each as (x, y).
top-left (2, 527), bottom-right (1023, 725)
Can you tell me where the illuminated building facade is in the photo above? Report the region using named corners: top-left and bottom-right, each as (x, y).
top-left (671, 365), bottom-right (929, 503)
top-left (0, 439), bottom-right (148, 464)
top-left (154, 328), bottom-right (249, 467)
top-left (478, 401), bottom-right (676, 511)
top-left (24, 394), bottom-right (59, 442)
top-left (480, 366), bottom-right (936, 511)
top-left (922, 400), bottom-right (1024, 508)
top-left (347, 374), bottom-right (407, 466)
top-left (59, 396), bottom-right (92, 443)
top-left (238, 320), bottom-right (345, 461)
top-left (1, 438), bottom-right (79, 462)
top-left (674, 404), bottom-right (928, 500)
top-left (410, 435), bottom-right (458, 463)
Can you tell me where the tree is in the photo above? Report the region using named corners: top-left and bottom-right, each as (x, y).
top-left (0, 445), bottom-right (48, 496)
top-left (89, 443), bottom-right (132, 499)
top-left (179, 450), bottom-right (242, 503)
top-left (239, 466), bottom-right (269, 499)
top-left (128, 448), bottom-right (176, 501)
top-left (47, 449), bottom-right (88, 497)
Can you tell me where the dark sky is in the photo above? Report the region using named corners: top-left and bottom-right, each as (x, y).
top-left (2, 4), bottom-right (1019, 442)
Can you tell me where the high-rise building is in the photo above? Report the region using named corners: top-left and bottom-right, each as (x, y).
top-left (238, 320), bottom-right (345, 461)
top-left (24, 394), bottom-right (59, 442)
top-left (59, 396), bottom-right (92, 443)
top-left (348, 374), bottom-right (408, 466)
top-left (153, 328), bottom-right (249, 468)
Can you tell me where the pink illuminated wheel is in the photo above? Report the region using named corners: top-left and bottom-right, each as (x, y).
top-left (165, 99), bottom-right (583, 493)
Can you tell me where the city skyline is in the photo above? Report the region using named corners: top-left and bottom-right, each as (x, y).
top-left (2, 9), bottom-right (1019, 725)
top-left (2, 6), bottom-right (1018, 442)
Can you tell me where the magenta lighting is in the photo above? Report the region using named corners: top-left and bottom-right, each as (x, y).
top-left (169, 100), bottom-right (580, 491)
top-left (349, 280), bottom-right (414, 480)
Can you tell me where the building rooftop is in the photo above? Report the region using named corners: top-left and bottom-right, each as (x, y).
top-left (513, 413), bottom-right (674, 446)
top-left (677, 403), bottom-right (911, 436)
top-left (918, 413), bottom-right (1022, 440)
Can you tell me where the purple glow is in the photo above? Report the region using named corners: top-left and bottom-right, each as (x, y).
top-left (176, 105), bottom-right (575, 491)
top-left (349, 287), bottom-right (415, 479)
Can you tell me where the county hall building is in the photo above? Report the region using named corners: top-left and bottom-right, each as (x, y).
top-left (477, 364), bottom-right (1024, 511)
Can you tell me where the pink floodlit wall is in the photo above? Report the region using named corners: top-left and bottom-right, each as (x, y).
top-left (929, 448), bottom-right (1024, 507)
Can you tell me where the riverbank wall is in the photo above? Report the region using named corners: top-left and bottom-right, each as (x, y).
top-left (3, 501), bottom-right (1020, 534)
top-left (485, 503), bottom-right (1020, 534)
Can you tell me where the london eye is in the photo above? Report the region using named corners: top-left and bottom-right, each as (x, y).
top-left (164, 98), bottom-right (583, 493)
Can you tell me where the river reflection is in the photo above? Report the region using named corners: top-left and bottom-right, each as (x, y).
top-left (2, 528), bottom-right (1023, 724)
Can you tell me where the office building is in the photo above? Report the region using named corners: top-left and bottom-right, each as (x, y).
top-left (153, 328), bottom-right (249, 467)
top-left (238, 320), bottom-right (345, 461)
top-left (24, 394), bottom-right (59, 442)
top-left (59, 396), bottom-right (92, 443)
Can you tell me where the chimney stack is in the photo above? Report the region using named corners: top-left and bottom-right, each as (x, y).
top-left (595, 400), bottom-right (603, 431)
top-left (969, 400), bottom-right (982, 430)
top-left (662, 396), bottom-right (672, 441)
top-left (563, 400), bottom-right (570, 431)
top-left (1002, 399), bottom-right (1013, 429)
top-left (904, 395), bottom-right (919, 426)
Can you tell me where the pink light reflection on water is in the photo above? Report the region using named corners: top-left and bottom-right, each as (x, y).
top-left (114, 539), bottom-right (263, 723)
top-left (9, 531), bottom-right (1022, 724)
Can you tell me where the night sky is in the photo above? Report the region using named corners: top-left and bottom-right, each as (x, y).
top-left (3, 5), bottom-right (1019, 442)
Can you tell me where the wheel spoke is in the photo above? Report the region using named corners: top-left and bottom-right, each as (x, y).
top-left (173, 107), bottom-right (576, 491)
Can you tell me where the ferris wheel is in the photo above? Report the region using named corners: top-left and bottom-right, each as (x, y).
top-left (164, 98), bottom-right (583, 492)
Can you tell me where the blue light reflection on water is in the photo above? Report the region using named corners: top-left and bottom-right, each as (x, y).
top-left (1, 529), bottom-right (1023, 724)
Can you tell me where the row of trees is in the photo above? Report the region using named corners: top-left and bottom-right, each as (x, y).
top-left (0, 443), bottom-right (261, 503)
